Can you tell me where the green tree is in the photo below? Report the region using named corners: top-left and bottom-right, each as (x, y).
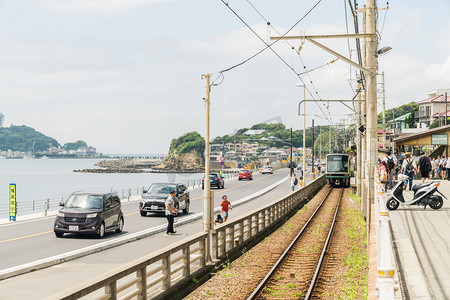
top-left (62, 140), bottom-right (87, 150)
top-left (0, 125), bottom-right (59, 152)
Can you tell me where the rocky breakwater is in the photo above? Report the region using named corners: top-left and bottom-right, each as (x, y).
top-left (152, 151), bottom-right (204, 173)
top-left (74, 158), bottom-right (160, 173)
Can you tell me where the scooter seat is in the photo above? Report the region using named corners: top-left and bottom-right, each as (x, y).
top-left (411, 182), bottom-right (433, 191)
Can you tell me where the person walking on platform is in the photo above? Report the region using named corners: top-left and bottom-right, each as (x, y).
top-left (220, 195), bottom-right (232, 222)
top-left (446, 156), bottom-right (450, 181)
top-left (401, 152), bottom-right (417, 191)
top-left (418, 152), bottom-right (431, 183)
top-left (165, 190), bottom-right (178, 235)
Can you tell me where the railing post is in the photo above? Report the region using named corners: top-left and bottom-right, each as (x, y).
top-left (44, 198), bottom-right (49, 216)
top-left (200, 237), bottom-right (206, 268)
top-left (105, 281), bottom-right (117, 300)
top-left (182, 246), bottom-right (191, 277)
top-left (162, 256), bottom-right (171, 290)
top-left (137, 267), bottom-right (147, 300)
top-left (128, 189), bottom-right (131, 201)
top-left (211, 230), bottom-right (218, 260)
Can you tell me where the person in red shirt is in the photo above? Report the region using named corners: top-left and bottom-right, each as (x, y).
top-left (220, 195), bottom-right (232, 222)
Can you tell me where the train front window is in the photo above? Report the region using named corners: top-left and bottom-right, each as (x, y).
top-left (327, 156), bottom-right (349, 172)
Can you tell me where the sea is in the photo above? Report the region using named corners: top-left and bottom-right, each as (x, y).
top-left (0, 159), bottom-right (204, 218)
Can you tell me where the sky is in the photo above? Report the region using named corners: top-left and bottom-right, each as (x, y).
top-left (0, 0), bottom-right (449, 154)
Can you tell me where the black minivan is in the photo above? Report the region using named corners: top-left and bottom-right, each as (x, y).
top-left (54, 191), bottom-right (124, 238)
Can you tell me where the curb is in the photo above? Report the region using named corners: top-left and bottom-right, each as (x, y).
top-left (0, 176), bottom-right (288, 280)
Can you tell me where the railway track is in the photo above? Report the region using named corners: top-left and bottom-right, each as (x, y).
top-left (247, 187), bottom-right (344, 299)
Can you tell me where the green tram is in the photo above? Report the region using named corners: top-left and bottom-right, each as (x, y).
top-left (326, 153), bottom-right (351, 187)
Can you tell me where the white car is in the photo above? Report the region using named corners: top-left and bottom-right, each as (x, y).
top-left (261, 166), bottom-right (273, 174)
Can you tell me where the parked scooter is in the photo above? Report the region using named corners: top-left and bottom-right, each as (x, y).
top-left (386, 174), bottom-right (446, 211)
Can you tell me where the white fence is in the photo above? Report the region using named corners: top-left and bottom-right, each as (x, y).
top-left (374, 171), bottom-right (397, 299)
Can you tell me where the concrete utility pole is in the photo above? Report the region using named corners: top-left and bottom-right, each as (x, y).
top-left (312, 119), bottom-right (315, 173)
top-left (446, 92), bottom-right (448, 126)
top-left (365, 0), bottom-right (378, 222)
top-left (201, 74), bottom-right (213, 262)
top-left (382, 71), bottom-right (387, 148)
top-left (356, 75), bottom-right (362, 197)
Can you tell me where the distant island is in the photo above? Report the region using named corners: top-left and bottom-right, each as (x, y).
top-left (0, 125), bottom-right (99, 158)
top-left (74, 131), bottom-right (204, 173)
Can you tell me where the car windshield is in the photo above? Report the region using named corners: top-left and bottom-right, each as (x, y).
top-left (209, 174), bottom-right (219, 179)
top-left (241, 170), bottom-right (250, 173)
top-left (147, 184), bottom-right (177, 194)
top-left (65, 195), bottom-right (103, 209)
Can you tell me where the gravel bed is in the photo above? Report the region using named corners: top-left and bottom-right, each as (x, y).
top-left (185, 187), bottom-right (367, 299)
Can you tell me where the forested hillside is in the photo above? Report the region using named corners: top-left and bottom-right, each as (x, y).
top-left (0, 125), bottom-right (59, 152)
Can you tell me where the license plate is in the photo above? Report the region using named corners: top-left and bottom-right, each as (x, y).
top-left (151, 205), bottom-right (159, 210)
top-left (69, 225), bottom-right (79, 231)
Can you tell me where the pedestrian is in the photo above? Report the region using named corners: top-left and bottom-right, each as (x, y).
top-left (431, 157), bottom-right (437, 179)
top-left (446, 157), bottom-right (450, 181)
top-left (165, 190), bottom-right (178, 235)
top-left (214, 214), bottom-right (223, 225)
top-left (417, 152), bottom-right (431, 183)
top-left (401, 152), bottom-right (417, 191)
top-left (290, 173), bottom-right (298, 192)
top-left (220, 195), bottom-right (232, 222)
top-left (437, 156), bottom-right (443, 179)
top-left (379, 161), bottom-right (388, 187)
top-left (381, 150), bottom-right (397, 190)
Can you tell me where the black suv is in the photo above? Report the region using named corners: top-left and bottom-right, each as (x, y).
top-left (139, 183), bottom-right (190, 216)
top-left (54, 192), bottom-right (124, 238)
top-left (202, 172), bottom-right (225, 189)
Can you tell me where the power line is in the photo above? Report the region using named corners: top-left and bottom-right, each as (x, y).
top-left (217, 0), bottom-right (333, 124)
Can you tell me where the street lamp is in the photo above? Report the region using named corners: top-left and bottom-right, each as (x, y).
top-left (297, 83), bottom-right (306, 175)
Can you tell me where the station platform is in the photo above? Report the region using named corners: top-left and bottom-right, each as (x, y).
top-left (389, 178), bottom-right (450, 299)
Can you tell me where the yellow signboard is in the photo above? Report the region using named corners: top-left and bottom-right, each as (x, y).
top-left (10, 183), bottom-right (16, 221)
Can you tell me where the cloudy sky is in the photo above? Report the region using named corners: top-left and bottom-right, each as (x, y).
top-left (1, 0), bottom-right (449, 154)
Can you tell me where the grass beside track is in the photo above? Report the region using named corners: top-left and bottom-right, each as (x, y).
top-left (341, 192), bottom-right (368, 299)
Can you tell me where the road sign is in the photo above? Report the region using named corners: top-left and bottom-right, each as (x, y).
top-left (432, 134), bottom-right (448, 145)
top-left (10, 183), bottom-right (16, 221)
top-left (220, 161), bottom-right (224, 166)
top-left (220, 156), bottom-right (224, 162)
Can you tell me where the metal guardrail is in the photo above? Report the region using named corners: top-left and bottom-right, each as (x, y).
top-left (52, 175), bottom-right (325, 300)
top-left (374, 171), bottom-right (397, 299)
top-left (0, 174), bottom-right (238, 219)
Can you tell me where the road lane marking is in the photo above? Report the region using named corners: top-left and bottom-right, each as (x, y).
top-left (0, 230), bottom-right (54, 244)
top-left (0, 173), bottom-right (280, 242)
top-left (124, 173), bottom-right (277, 217)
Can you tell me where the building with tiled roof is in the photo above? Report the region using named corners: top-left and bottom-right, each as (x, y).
top-left (415, 89), bottom-right (450, 127)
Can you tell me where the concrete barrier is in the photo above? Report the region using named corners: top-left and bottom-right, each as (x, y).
top-left (51, 175), bottom-right (325, 300)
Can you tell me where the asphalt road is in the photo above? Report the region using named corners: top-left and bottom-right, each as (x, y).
top-left (0, 170), bottom-right (288, 271)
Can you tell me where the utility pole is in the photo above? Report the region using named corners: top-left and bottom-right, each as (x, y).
top-left (365, 0), bottom-right (378, 225)
top-left (356, 75), bottom-right (362, 197)
top-left (382, 71), bottom-right (387, 148)
top-left (444, 92), bottom-right (447, 126)
top-left (290, 128), bottom-right (293, 176)
top-left (312, 119), bottom-right (315, 173)
top-left (201, 74), bottom-right (213, 262)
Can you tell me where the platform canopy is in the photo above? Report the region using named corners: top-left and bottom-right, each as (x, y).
top-left (394, 124), bottom-right (450, 156)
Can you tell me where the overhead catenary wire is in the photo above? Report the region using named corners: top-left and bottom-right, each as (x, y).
top-left (246, 0), bottom-right (335, 122)
top-left (216, 0), bottom-right (333, 124)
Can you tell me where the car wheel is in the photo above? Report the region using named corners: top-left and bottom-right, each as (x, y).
top-left (97, 222), bottom-right (105, 238)
top-left (222, 183), bottom-right (225, 189)
top-left (183, 200), bottom-right (190, 214)
top-left (55, 232), bottom-right (64, 238)
top-left (115, 217), bottom-right (124, 233)
top-left (239, 178), bottom-right (242, 181)
top-left (140, 211), bottom-right (147, 217)
top-left (202, 184), bottom-right (204, 190)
